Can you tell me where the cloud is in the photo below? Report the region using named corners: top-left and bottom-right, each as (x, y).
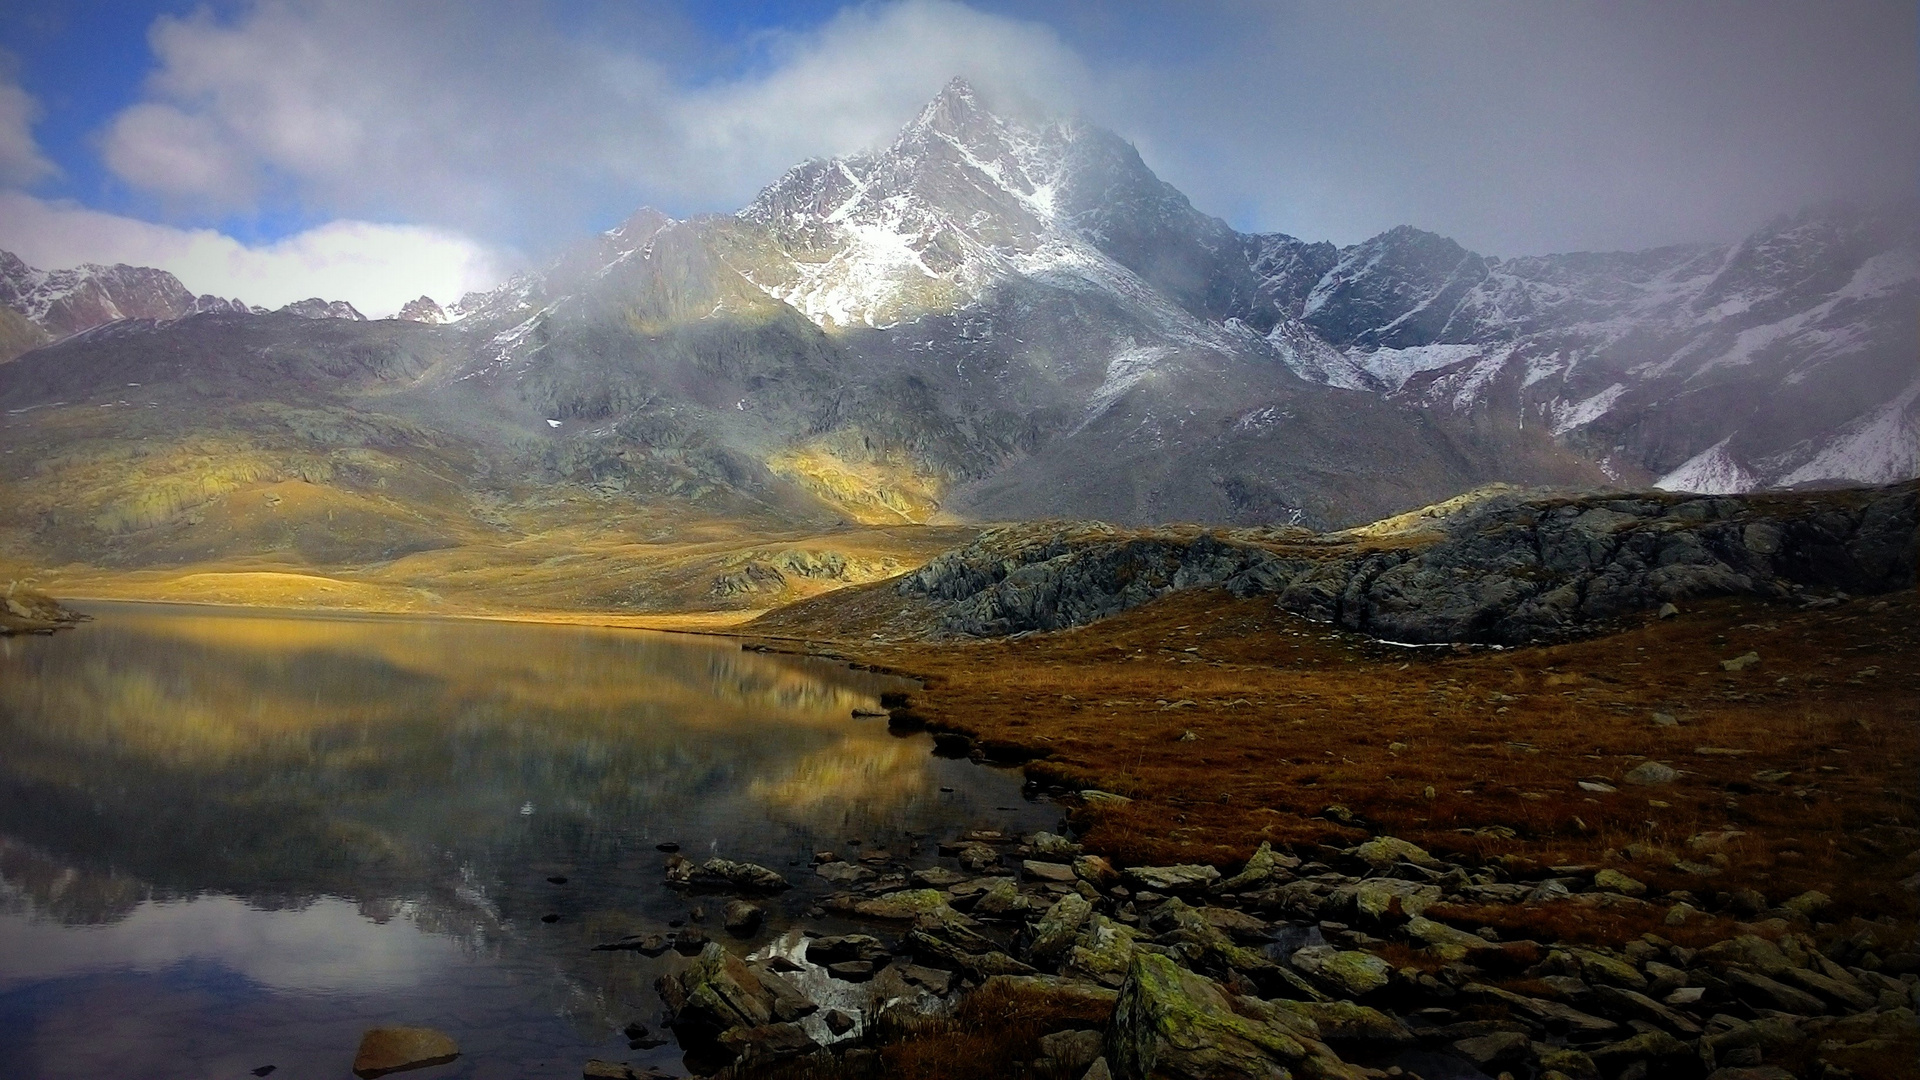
top-left (95, 0), bottom-right (1086, 240)
top-left (0, 75), bottom-right (56, 186)
top-left (0, 191), bottom-right (505, 318)
top-left (101, 103), bottom-right (253, 202)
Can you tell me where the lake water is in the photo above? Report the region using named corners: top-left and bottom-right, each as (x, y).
top-left (0, 603), bottom-right (1054, 1079)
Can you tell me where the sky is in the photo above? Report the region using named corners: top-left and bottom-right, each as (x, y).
top-left (0, 0), bottom-right (1913, 317)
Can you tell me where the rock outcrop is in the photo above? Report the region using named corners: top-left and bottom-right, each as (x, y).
top-left (893, 482), bottom-right (1917, 644)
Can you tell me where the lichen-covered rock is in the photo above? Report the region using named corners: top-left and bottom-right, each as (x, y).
top-left (699, 858), bottom-right (791, 891)
top-left (1067, 915), bottom-right (1143, 985)
top-left (843, 889), bottom-right (955, 921)
top-left (1108, 952), bottom-right (1366, 1080)
top-left (1345, 878), bottom-right (1440, 922)
top-left (1593, 868), bottom-right (1647, 896)
top-left (656, 942), bottom-right (815, 1052)
top-left (1266, 1000), bottom-right (1413, 1043)
top-left (1215, 842), bottom-right (1298, 892)
top-left (1352, 836), bottom-right (1443, 871)
top-left (1126, 864), bottom-right (1222, 893)
top-left (1288, 946), bottom-right (1392, 997)
top-left (1031, 893), bottom-right (1095, 966)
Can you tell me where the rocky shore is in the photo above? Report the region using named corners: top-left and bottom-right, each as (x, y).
top-left (0, 582), bottom-right (87, 635)
top-left (589, 817), bottom-right (1918, 1080)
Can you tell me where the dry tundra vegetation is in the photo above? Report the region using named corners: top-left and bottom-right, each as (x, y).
top-left (728, 580), bottom-right (1919, 1078)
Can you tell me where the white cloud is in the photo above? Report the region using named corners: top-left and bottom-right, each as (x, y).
top-left (0, 191), bottom-right (506, 318)
top-left (95, 0), bottom-right (1087, 236)
top-left (101, 103), bottom-right (254, 202)
top-left (0, 76), bottom-right (56, 186)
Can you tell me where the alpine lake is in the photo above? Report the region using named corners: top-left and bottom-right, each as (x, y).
top-left (0, 602), bottom-right (1056, 1079)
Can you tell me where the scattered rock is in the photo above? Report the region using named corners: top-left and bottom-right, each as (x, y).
top-left (1124, 864), bottom-right (1222, 893)
top-left (1038, 1028), bottom-right (1105, 1074)
top-left (1032, 893), bottom-right (1096, 965)
top-left (723, 900), bottom-right (763, 936)
top-left (1288, 945), bottom-right (1392, 997)
top-left (824, 1009), bottom-right (856, 1036)
top-left (1023, 859), bottom-right (1079, 883)
top-left (1623, 761), bottom-right (1678, 786)
top-left (351, 1027), bottom-right (459, 1079)
top-left (1353, 836), bottom-right (1444, 871)
top-left (1720, 651), bottom-right (1761, 672)
top-left (1453, 1030), bottom-right (1529, 1068)
top-left (1108, 952), bottom-right (1359, 1080)
top-left (1593, 868), bottom-right (1647, 896)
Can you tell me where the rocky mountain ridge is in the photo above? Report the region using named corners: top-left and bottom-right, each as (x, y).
top-left (1, 79), bottom-right (1912, 576)
top-left (0, 249), bottom-right (366, 361)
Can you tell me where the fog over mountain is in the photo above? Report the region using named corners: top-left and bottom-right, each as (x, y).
top-left (1, 81), bottom-right (1913, 577)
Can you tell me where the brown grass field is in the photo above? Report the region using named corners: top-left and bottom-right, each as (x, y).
top-left (747, 585), bottom-right (1920, 944)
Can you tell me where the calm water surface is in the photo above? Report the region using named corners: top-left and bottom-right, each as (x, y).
top-left (0, 603), bottom-right (1053, 1079)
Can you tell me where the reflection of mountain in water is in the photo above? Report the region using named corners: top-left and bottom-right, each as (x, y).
top-left (0, 604), bottom-right (985, 930)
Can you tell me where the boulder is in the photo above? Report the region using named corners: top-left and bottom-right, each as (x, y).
top-left (1024, 859), bottom-right (1080, 883)
top-left (1346, 878), bottom-right (1441, 922)
top-left (1623, 761), bottom-right (1678, 786)
top-left (1452, 1030), bottom-right (1529, 1068)
top-left (1075, 855), bottom-right (1122, 889)
top-left (1032, 893), bottom-right (1096, 965)
top-left (979, 973), bottom-right (1120, 1014)
top-left (1215, 842), bottom-right (1299, 892)
top-left (656, 942), bottom-right (815, 1052)
top-left (1108, 952), bottom-right (1364, 1080)
top-left (1593, 868), bottom-right (1647, 896)
top-left (722, 900), bottom-right (763, 936)
top-left (1353, 836), bottom-right (1444, 871)
top-left (1288, 946), bottom-right (1392, 997)
top-left (351, 1027), bottom-right (459, 1078)
top-left (715, 1022), bottom-right (818, 1065)
top-left (1126, 865), bottom-right (1222, 893)
top-left (699, 858), bottom-right (791, 892)
top-left (1039, 1028), bottom-right (1106, 1074)
top-left (957, 842), bottom-right (1002, 871)
top-left (817, 861), bottom-right (876, 885)
top-left (1725, 969), bottom-right (1827, 1014)
top-left (842, 889), bottom-right (956, 921)
top-left (1267, 1000), bottom-right (1413, 1043)
top-left (1031, 831), bottom-right (1085, 858)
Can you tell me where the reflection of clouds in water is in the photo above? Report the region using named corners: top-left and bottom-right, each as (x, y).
top-left (0, 895), bottom-right (462, 992)
top-left (749, 736), bottom-right (930, 821)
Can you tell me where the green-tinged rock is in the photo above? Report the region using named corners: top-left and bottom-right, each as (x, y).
top-left (1288, 946), bottom-right (1392, 997)
top-left (1569, 947), bottom-right (1650, 990)
top-left (1452, 1031), bottom-right (1528, 1067)
top-left (1347, 878), bottom-right (1440, 922)
top-left (1588, 1030), bottom-right (1692, 1071)
top-left (1216, 841), bottom-right (1298, 892)
top-left (1534, 1045), bottom-right (1599, 1080)
top-left (1108, 952), bottom-right (1366, 1080)
top-left (1462, 983), bottom-right (1619, 1036)
top-left (657, 943), bottom-right (777, 1039)
top-left (978, 974), bottom-right (1119, 1014)
top-left (906, 929), bottom-right (1036, 978)
top-left (1031, 831), bottom-right (1084, 858)
top-left (1782, 889), bottom-right (1831, 919)
top-left (1353, 836), bottom-right (1444, 871)
top-left (1081, 789), bottom-right (1134, 808)
top-left (352, 1027), bottom-right (460, 1078)
top-left (700, 857), bottom-right (791, 891)
top-left (1067, 915), bottom-right (1141, 984)
top-left (1031, 893), bottom-right (1095, 965)
top-left (1406, 915), bottom-right (1492, 963)
top-left (1154, 898), bottom-right (1277, 976)
top-left (974, 877), bottom-right (1027, 917)
top-left (1267, 1000), bottom-right (1413, 1043)
top-left (849, 889), bottom-right (954, 920)
top-left (1126, 864), bottom-right (1222, 893)
top-left (1623, 761), bottom-right (1678, 785)
top-left (1697, 934), bottom-right (1792, 977)
top-left (1593, 868), bottom-right (1647, 896)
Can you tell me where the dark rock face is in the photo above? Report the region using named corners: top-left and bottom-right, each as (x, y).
top-left (897, 483), bottom-right (1917, 644)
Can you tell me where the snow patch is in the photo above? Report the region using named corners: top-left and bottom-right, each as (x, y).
top-left (1548, 382), bottom-right (1627, 435)
top-left (1655, 437), bottom-right (1755, 494)
top-left (1776, 378), bottom-right (1920, 487)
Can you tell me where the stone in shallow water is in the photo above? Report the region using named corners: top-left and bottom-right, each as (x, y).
top-left (351, 1027), bottom-right (459, 1078)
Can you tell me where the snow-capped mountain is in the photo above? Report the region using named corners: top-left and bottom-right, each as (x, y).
top-left (2, 79), bottom-right (1911, 548)
top-left (0, 250), bottom-right (375, 361)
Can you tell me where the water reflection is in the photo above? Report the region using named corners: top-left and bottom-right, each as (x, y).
top-left (0, 603), bottom-right (1052, 1079)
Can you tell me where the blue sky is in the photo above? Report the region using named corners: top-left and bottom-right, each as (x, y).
top-left (0, 1), bottom-right (1912, 315)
